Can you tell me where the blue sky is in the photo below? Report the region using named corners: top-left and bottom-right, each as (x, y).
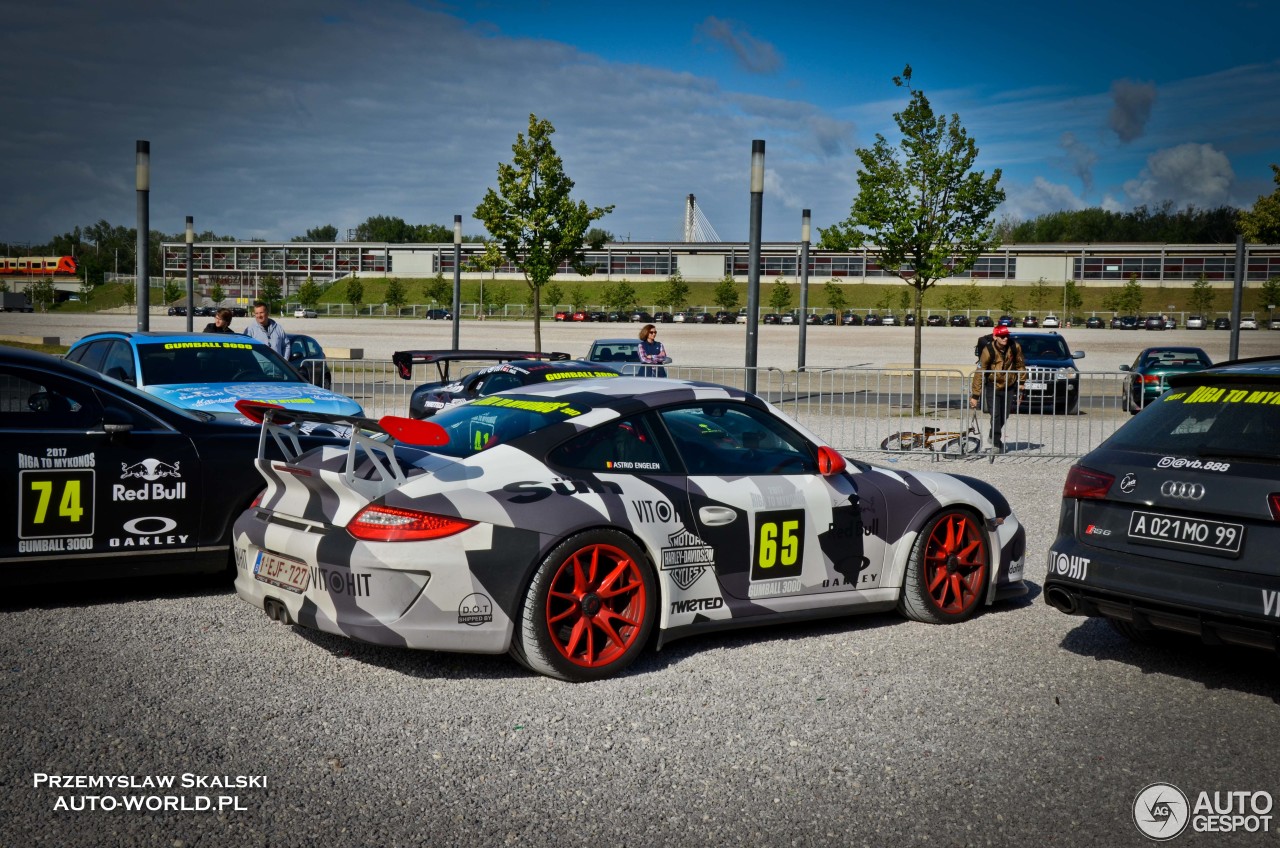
top-left (2, 0), bottom-right (1278, 245)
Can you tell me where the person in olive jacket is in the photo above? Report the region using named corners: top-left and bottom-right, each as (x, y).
top-left (969, 325), bottom-right (1024, 453)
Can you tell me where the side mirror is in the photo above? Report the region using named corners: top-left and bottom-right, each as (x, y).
top-left (817, 445), bottom-right (846, 476)
top-left (1072, 351), bottom-right (1085, 359)
top-left (1119, 364), bottom-right (1130, 371)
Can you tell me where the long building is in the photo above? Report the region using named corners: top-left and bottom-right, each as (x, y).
top-left (160, 240), bottom-right (1280, 294)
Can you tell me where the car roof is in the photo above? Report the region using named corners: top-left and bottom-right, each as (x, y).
top-left (590, 338), bottom-right (642, 345)
top-left (1168, 355), bottom-right (1280, 388)
top-left (70, 330), bottom-right (270, 348)
top-left (488, 375), bottom-right (753, 411)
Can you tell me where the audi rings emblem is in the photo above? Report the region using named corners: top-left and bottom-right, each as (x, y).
top-left (1159, 480), bottom-right (1205, 500)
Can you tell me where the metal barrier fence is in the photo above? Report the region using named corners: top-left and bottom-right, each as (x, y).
top-left (314, 358), bottom-right (1135, 460)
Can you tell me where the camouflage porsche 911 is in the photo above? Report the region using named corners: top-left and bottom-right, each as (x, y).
top-left (232, 378), bottom-right (1027, 681)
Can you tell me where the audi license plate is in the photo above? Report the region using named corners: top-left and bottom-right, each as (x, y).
top-left (1127, 510), bottom-right (1244, 558)
top-left (1026, 382), bottom-right (1047, 391)
top-left (254, 550), bottom-right (310, 593)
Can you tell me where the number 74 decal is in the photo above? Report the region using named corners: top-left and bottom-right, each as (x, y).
top-left (20, 470), bottom-right (94, 538)
top-left (750, 509), bottom-right (805, 582)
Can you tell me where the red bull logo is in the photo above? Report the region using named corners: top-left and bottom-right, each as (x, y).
top-left (120, 458), bottom-right (181, 481)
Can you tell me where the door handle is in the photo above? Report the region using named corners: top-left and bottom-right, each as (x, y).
top-left (699, 506), bottom-right (737, 526)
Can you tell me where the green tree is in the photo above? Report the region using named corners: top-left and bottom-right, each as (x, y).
top-left (1063, 279), bottom-right (1084, 315)
top-left (292, 225), bottom-right (338, 242)
top-left (1029, 276), bottom-right (1050, 314)
top-left (939, 287), bottom-right (961, 312)
top-left (354, 216), bottom-right (414, 243)
top-left (542, 282), bottom-right (565, 314)
top-left (602, 280), bottom-right (638, 312)
top-left (768, 278), bottom-right (793, 314)
top-left (296, 276), bottom-right (322, 309)
top-left (655, 271), bottom-right (690, 311)
top-left (260, 274), bottom-right (283, 313)
top-left (489, 283), bottom-right (513, 314)
top-left (346, 277), bottom-right (364, 313)
top-left (568, 284), bottom-right (589, 311)
top-left (209, 282), bottom-right (225, 307)
top-left (1187, 273), bottom-right (1215, 315)
top-left (961, 280), bottom-right (983, 310)
top-left (1119, 273), bottom-right (1145, 315)
top-left (412, 223), bottom-right (454, 243)
top-left (1257, 276), bottom-right (1280, 314)
top-left (163, 278), bottom-right (182, 304)
top-left (822, 65), bottom-right (1004, 411)
top-left (998, 287), bottom-right (1019, 315)
top-left (823, 282), bottom-right (847, 315)
top-left (422, 272), bottom-right (452, 306)
top-left (121, 280), bottom-right (135, 307)
top-left (713, 275), bottom-right (741, 312)
top-left (1239, 164), bottom-right (1280, 243)
top-left (30, 278), bottom-right (56, 312)
top-left (386, 278), bottom-right (408, 312)
top-left (473, 114), bottom-right (614, 350)
top-left (585, 228), bottom-right (613, 249)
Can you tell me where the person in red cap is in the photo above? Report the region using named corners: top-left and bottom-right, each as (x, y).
top-left (969, 325), bottom-right (1025, 453)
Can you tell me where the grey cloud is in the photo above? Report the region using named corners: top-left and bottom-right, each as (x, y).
top-left (1057, 132), bottom-right (1098, 195)
top-left (696, 17), bottom-right (783, 75)
top-left (1109, 79), bottom-right (1157, 143)
top-left (1122, 143), bottom-right (1235, 208)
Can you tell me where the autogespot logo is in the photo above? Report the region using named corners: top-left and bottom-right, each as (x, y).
top-left (1134, 783), bottom-right (1190, 841)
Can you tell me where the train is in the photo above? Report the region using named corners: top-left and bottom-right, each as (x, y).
top-left (0, 256), bottom-right (78, 275)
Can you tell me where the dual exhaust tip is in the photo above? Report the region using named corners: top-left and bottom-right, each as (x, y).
top-left (263, 597), bottom-right (293, 625)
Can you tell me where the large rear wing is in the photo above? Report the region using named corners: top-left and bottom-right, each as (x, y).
top-left (391, 349), bottom-right (571, 381)
top-left (236, 400), bottom-right (449, 500)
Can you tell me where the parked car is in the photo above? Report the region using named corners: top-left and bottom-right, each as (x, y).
top-left (863, 314), bottom-right (883, 326)
top-left (606, 311), bottom-right (625, 322)
top-left (1163, 316), bottom-right (1177, 330)
top-left (1142, 316), bottom-right (1165, 331)
top-left (1240, 316), bottom-right (1259, 330)
top-left (903, 314), bottom-right (916, 327)
top-left (0, 347), bottom-right (342, 584)
top-left (654, 312), bottom-right (674, 324)
top-left (805, 313), bottom-right (822, 325)
top-left (1119, 315), bottom-right (1140, 330)
top-left (1002, 331), bottom-right (1085, 414)
top-left (713, 311), bottom-right (734, 324)
top-left (1214, 317), bottom-right (1231, 330)
top-left (425, 308), bottom-right (452, 320)
top-left (1021, 315), bottom-right (1039, 328)
top-left (1041, 315), bottom-right (1060, 329)
top-left (294, 308), bottom-right (318, 319)
top-left (949, 315), bottom-right (971, 327)
top-left (820, 313), bottom-right (837, 326)
top-left (880, 314), bottom-right (898, 326)
top-left (166, 306), bottom-right (187, 317)
top-left (586, 311), bottom-right (607, 322)
top-left (736, 310), bottom-right (748, 324)
top-left (672, 312), bottom-right (689, 323)
top-left (691, 312), bottom-right (714, 324)
top-left (64, 331), bottom-right (364, 421)
top-left (974, 315), bottom-right (994, 328)
top-left (1119, 346), bottom-right (1213, 414)
top-left (926, 315), bottom-right (945, 327)
top-left (287, 333), bottom-right (333, 389)
top-left (762, 313), bottom-right (781, 325)
top-left (571, 311), bottom-right (588, 322)
top-left (1109, 316), bottom-right (1125, 329)
top-left (780, 313), bottom-right (797, 325)
top-left (1269, 317), bottom-right (1280, 330)
top-left (400, 355), bottom-right (618, 419)
top-left (628, 310), bottom-right (653, 323)
top-left (997, 315), bottom-right (1015, 327)
top-left (233, 376), bottom-right (1026, 680)
top-left (1044, 355), bottom-right (1280, 651)
top-left (584, 337), bottom-right (672, 376)
top-left (842, 312), bottom-right (863, 326)
top-left (1085, 316), bottom-right (1105, 329)
top-left (1185, 314), bottom-right (1206, 330)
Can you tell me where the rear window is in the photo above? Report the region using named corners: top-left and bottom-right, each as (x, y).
top-left (1105, 381), bottom-right (1280, 462)
top-left (589, 342), bottom-right (640, 363)
top-left (425, 394), bottom-right (590, 458)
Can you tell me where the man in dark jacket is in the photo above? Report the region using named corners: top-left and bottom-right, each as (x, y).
top-left (968, 325), bottom-right (1025, 453)
top-left (202, 308), bottom-right (235, 334)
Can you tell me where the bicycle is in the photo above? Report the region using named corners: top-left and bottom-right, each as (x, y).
top-left (879, 413), bottom-right (983, 456)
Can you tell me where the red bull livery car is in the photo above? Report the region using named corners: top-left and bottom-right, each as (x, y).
top-left (233, 378), bottom-right (1027, 681)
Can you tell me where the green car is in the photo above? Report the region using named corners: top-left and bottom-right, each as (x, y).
top-left (1120, 346), bottom-right (1212, 413)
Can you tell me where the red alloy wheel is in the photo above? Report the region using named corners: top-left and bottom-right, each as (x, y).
top-left (920, 512), bottom-right (988, 615)
top-left (544, 542), bottom-right (648, 668)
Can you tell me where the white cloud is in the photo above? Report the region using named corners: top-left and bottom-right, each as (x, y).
top-left (998, 177), bottom-right (1087, 222)
top-left (1122, 143), bottom-right (1235, 208)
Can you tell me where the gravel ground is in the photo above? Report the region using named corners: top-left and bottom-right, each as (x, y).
top-left (3, 315), bottom-right (1280, 846)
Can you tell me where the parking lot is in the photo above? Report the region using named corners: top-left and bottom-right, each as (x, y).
top-left (3, 314), bottom-right (1280, 846)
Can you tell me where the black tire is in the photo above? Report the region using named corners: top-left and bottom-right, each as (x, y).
top-left (897, 508), bottom-right (989, 624)
top-left (880, 432), bottom-right (922, 451)
top-left (940, 435), bottom-right (982, 456)
top-left (510, 529), bottom-right (656, 682)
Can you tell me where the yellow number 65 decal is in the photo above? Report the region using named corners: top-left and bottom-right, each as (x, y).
top-left (751, 509), bottom-right (805, 581)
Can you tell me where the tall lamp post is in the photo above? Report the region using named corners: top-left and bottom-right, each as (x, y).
top-left (185, 216), bottom-right (194, 332)
top-left (136, 140), bottom-right (150, 331)
top-left (745, 140), bottom-right (765, 394)
top-left (797, 209), bottom-right (810, 371)
top-left (451, 214), bottom-right (462, 350)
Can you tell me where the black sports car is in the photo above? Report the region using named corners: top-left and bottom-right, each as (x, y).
top-left (1045, 355), bottom-right (1280, 651)
top-left (393, 350), bottom-right (619, 419)
top-left (0, 347), bottom-right (338, 584)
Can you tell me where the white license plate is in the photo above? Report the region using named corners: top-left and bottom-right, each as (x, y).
top-left (1127, 510), bottom-right (1244, 558)
top-left (1026, 382), bottom-right (1047, 391)
top-left (254, 550), bottom-right (310, 593)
